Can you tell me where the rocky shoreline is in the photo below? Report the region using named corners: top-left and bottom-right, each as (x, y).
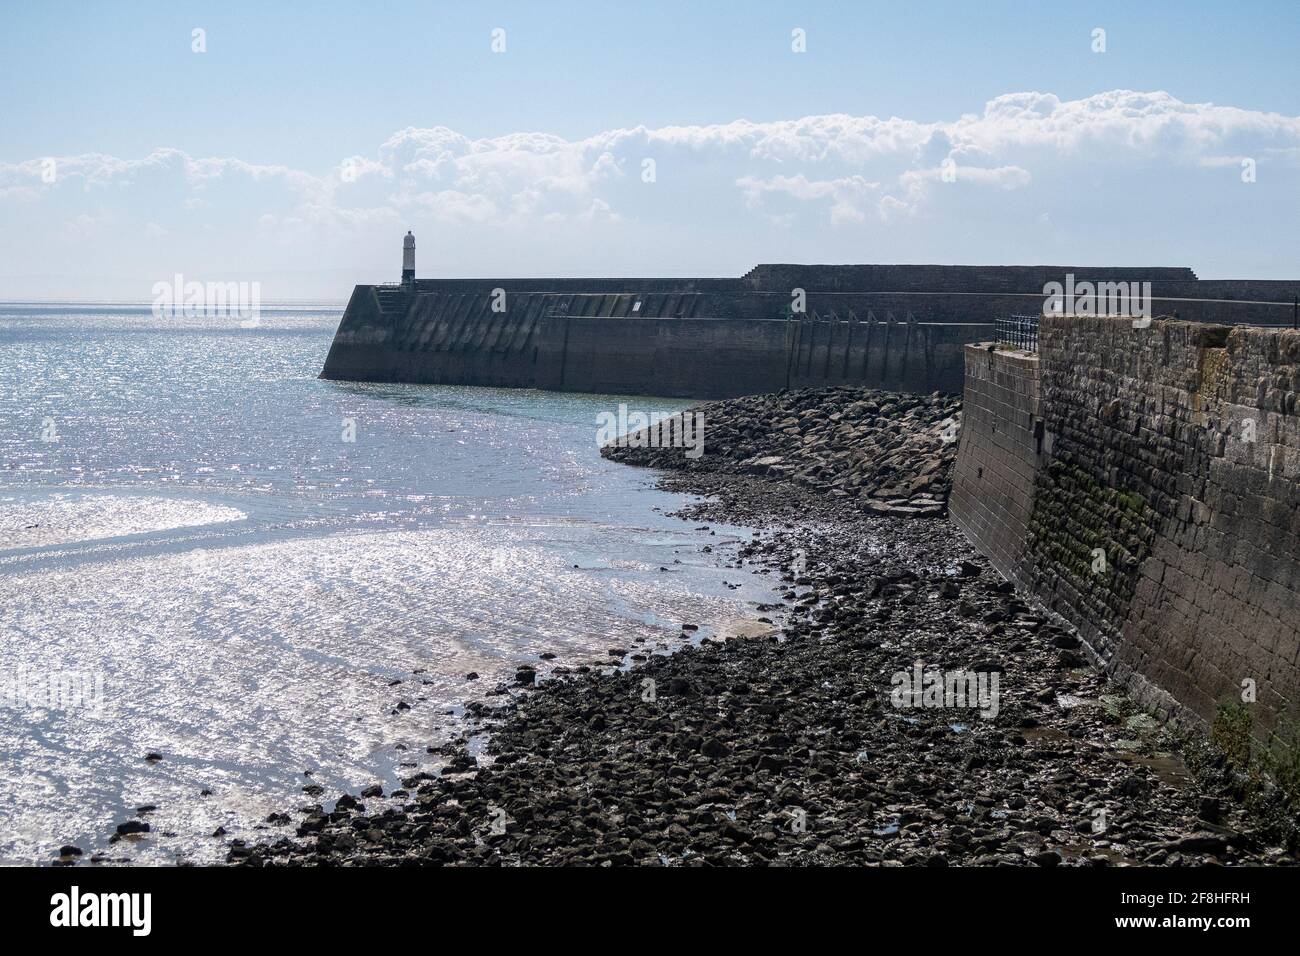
top-left (603, 386), bottom-right (961, 517)
top-left (226, 387), bottom-right (1295, 867)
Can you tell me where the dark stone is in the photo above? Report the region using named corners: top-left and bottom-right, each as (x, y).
top-left (700, 738), bottom-right (728, 759)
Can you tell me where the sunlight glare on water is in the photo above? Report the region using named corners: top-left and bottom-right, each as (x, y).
top-left (0, 304), bottom-right (771, 864)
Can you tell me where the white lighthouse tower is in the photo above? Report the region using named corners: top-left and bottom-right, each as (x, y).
top-left (401, 231), bottom-right (415, 290)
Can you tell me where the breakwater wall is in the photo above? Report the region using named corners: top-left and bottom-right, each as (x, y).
top-left (952, 316), bottom-right (1300, 735)
top-left (321, 283), bottom-right (988, 398)
top-left (321, 265), bottom-right (1299, 399)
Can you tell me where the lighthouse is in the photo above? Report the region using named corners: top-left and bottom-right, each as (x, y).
top-left (401, 231), bottom-right (415, 290)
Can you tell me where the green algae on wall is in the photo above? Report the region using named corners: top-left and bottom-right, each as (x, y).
top-left (1026, 459), bottom-right (1158, 658)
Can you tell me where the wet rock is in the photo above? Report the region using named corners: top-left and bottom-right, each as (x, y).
top-left (1163, 832), bottom-right (1229, 855)
top-left (665, 677), bottom-right (693, 696)
top-left (1055, 650), bottom-right (1087, 668)
top-left (700, 737), bottom-right (728, 759)
top-left (1198, 797), bottom-right (1222, 824)
top-left (1117, 775), bottom-right (1150, 798)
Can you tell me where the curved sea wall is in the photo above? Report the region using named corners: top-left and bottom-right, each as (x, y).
top-left (321, 265), bottom-right (1299, 399)
top-left (952, 316), bottom-right (1300, 736)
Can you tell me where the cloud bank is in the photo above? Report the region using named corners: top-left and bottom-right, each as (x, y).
top-left (2, 90), bottom-right (1298, 295)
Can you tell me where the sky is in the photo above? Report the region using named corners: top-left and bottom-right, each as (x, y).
top-left (1, 0), bottom-right (1298, 300)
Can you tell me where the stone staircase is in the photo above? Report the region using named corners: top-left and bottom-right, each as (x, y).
top-left (374, 286), bottom-right (408, 318)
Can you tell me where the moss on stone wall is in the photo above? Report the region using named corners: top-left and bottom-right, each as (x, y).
top-left (1025, 458), bottom-right (1157, 651)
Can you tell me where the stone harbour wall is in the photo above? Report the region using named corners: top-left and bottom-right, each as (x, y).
top-left (949, 345), bottom-right (1044, 584)
top-left (952, 315), bottom-right (1300, 735)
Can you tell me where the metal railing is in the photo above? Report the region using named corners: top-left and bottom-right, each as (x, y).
top-left (996, 314), bottom-right (1040, 353)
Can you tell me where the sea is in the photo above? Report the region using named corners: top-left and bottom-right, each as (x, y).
top-left (0, 303), bottom-right (775, 865)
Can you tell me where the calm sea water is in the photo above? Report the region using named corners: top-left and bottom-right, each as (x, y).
top-left (0, 304), bottom-right (772, 865)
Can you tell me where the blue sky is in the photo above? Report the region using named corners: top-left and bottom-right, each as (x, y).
top-left (2, 1), bottom-right (1298, 299)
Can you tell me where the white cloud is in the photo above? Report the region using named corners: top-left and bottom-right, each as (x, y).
top-left (900, 163), bottom-right (1032, 190)
top-left (407, 189), bottom-right (500, 223)
top-left (0, 147), bottom-right (328, 204)
top-left (736, 174), bottom-right (883, 224)
top-left (958, 90), bottom-right (1300, 155)
top-left (337, 155), bottom-right (392, 183)
top-left (7, 90), bottom-right (1289, 231)
top-left (0, 89), bottom-right (1296, 261)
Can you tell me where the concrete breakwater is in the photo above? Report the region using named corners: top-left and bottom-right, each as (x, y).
top-left (321, 264), bottom-right (1299, 399)
top-left (951, 316), bottom-right (1300, 739)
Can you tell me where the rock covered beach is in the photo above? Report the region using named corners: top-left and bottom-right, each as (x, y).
top-left (605, 386), bottom-right (961, 517)
top-left (229, 387), bottom-right (1295, 867)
